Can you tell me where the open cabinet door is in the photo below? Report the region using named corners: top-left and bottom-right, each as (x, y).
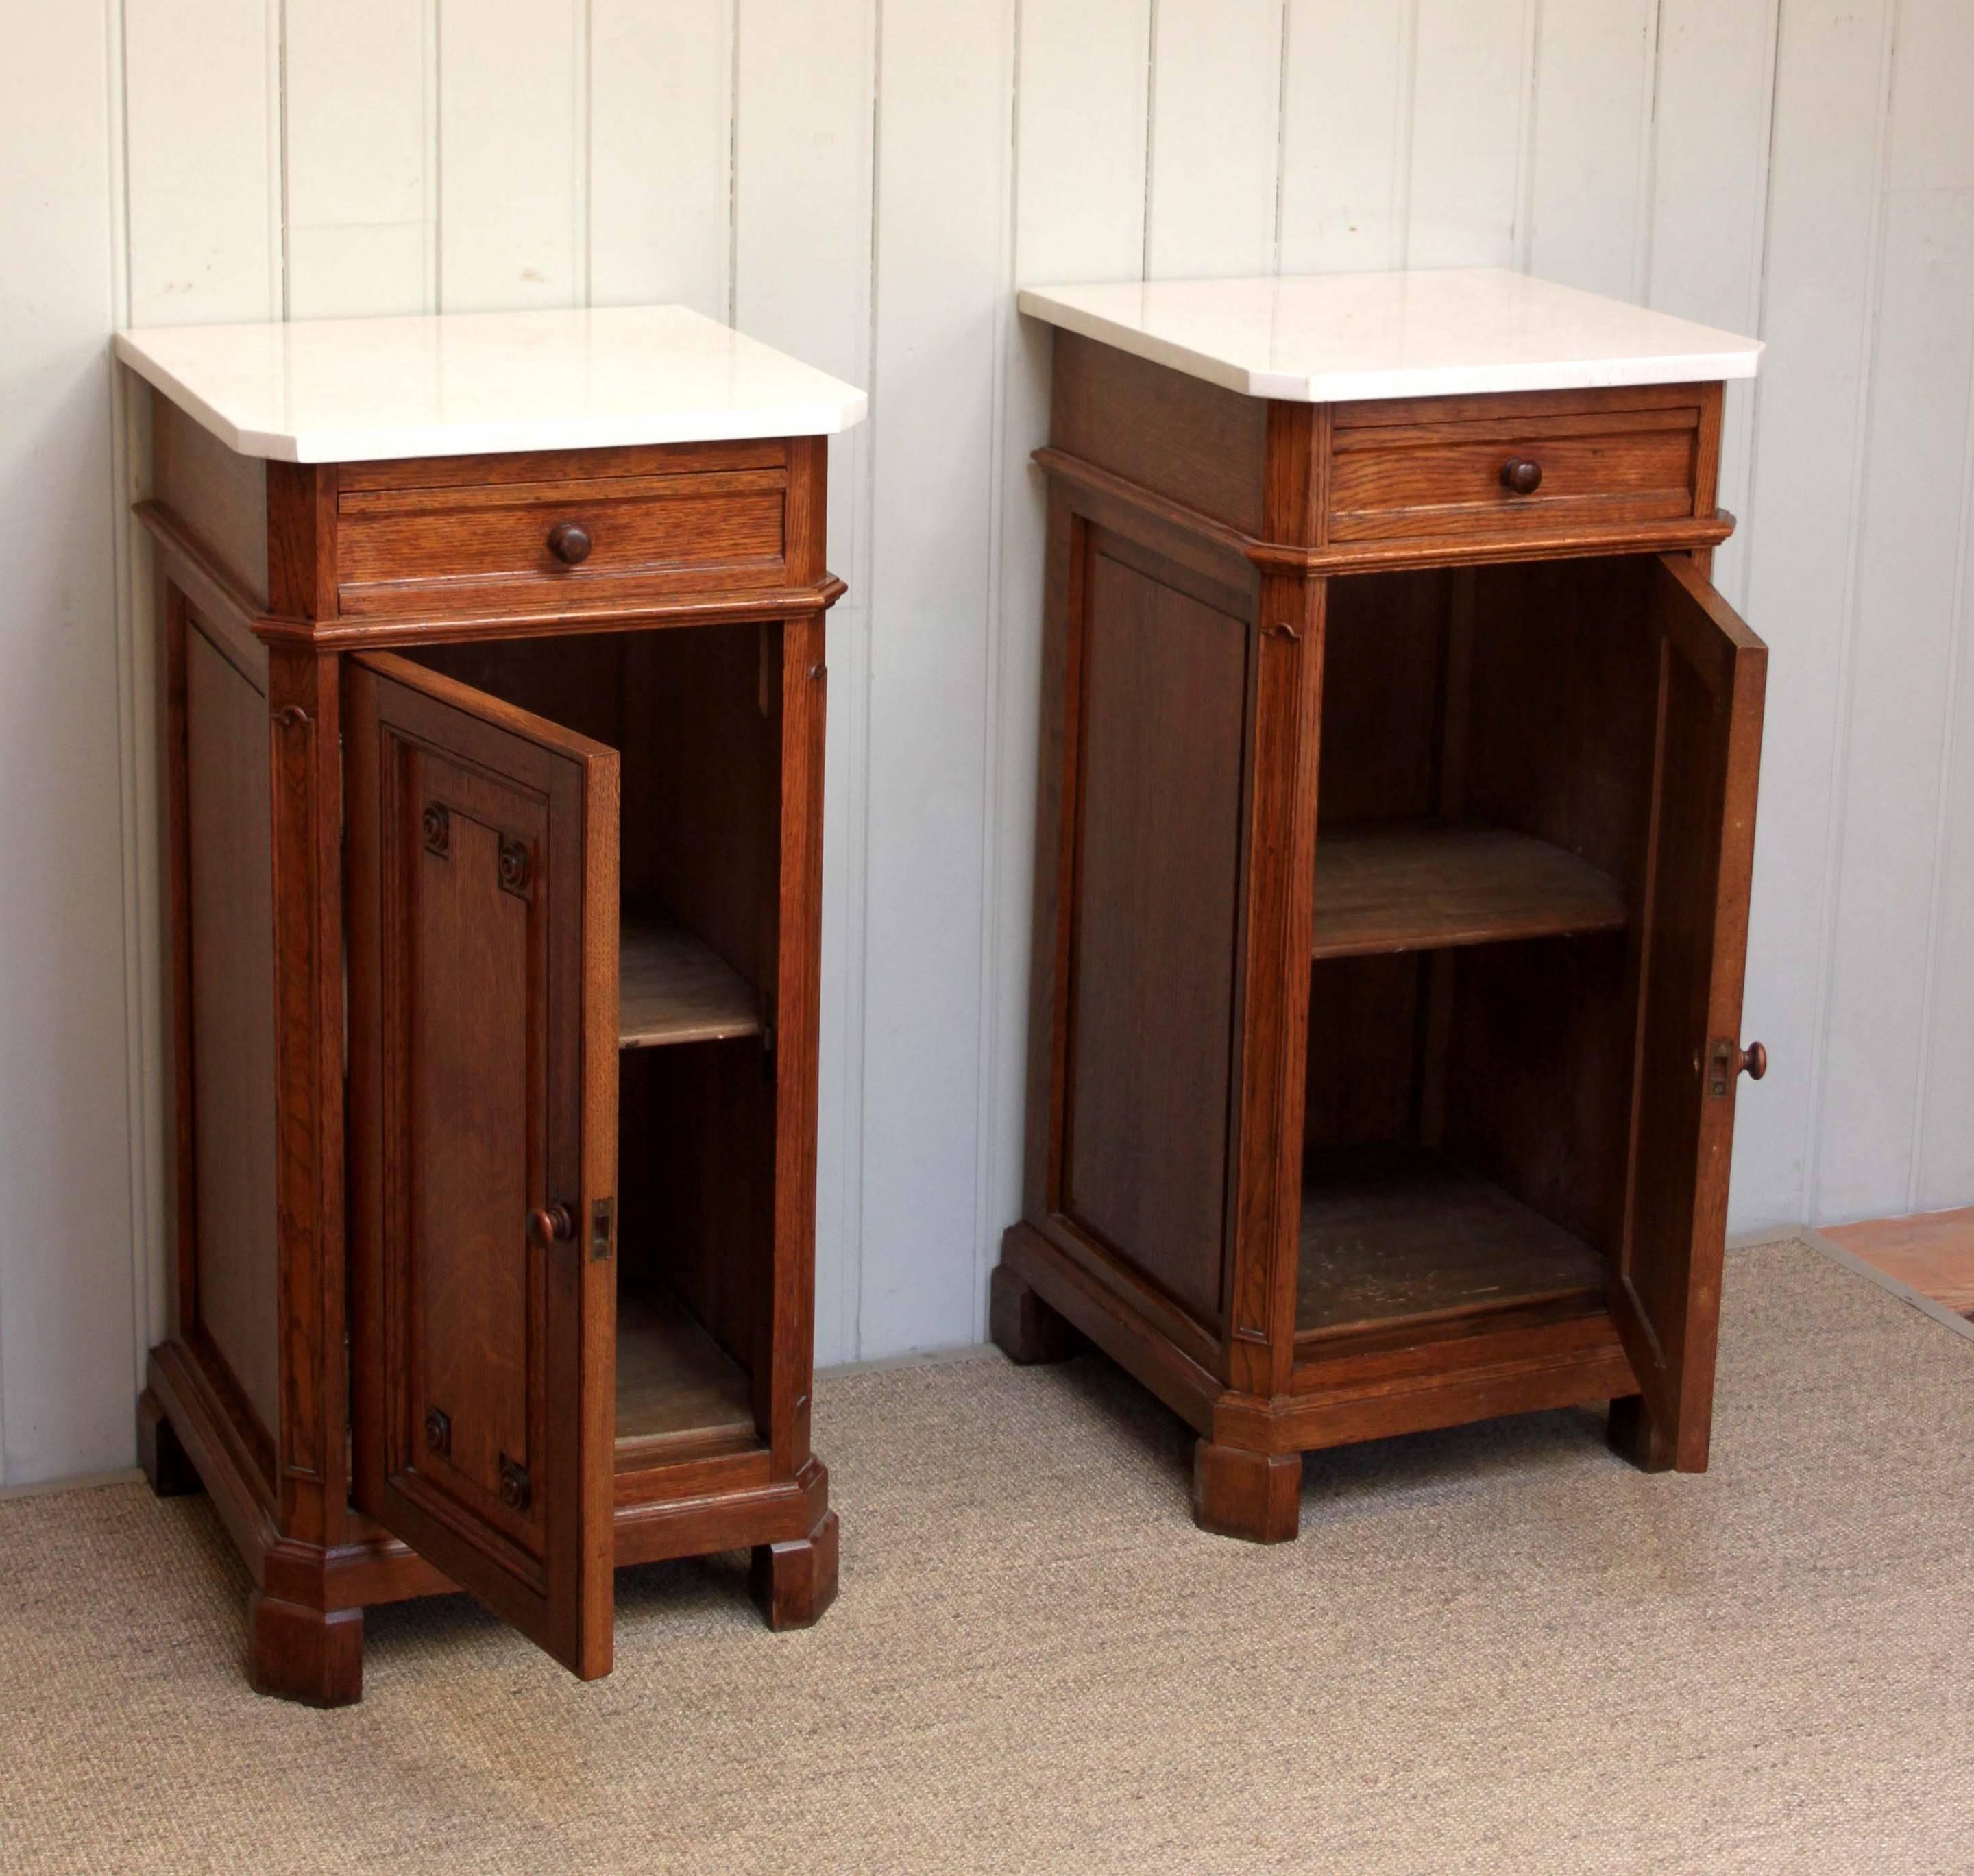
top-left (1610, 555), bottom-right (1767, 1473)
top-left (345, 652), bottom-right (620, 1678)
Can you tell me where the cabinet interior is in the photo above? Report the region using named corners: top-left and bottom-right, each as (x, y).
top-left (1301, 554), bottom-right (1661, 1345)
top-left (403, 624), bottom-right (779, 1465)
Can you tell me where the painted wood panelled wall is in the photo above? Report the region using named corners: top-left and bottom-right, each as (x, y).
top-left (5, 0), bottom-right (1974, 1483)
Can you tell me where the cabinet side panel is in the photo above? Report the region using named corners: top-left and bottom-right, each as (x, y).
top-left (154, 398), bottom-right (269, 606)
top-left (1062, 548), bottom-right (1248, 1325)
top-left (1052, 332), bottom-right (1269, 535)
top-left (183, 618), bottom-right (280, 1448)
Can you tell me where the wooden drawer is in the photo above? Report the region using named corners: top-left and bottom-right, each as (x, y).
top-left (335, 441), bottom-right (790, 618)
top-left (1327, 389), bottom-right (1705, 550)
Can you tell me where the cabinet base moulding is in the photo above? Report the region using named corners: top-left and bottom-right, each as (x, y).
top-left (999, 1219), bottom-right (1648, 1540)
top-left (142, 1341), bottom-right (835, 1678)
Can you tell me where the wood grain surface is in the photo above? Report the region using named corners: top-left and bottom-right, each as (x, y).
top-left (1310, 820), bottom-right (1628, 960)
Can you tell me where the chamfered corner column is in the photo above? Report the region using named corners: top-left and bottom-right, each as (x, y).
top-left (247, 1590), bottom-right (364, 1708)
top-left (1192, 1438), bottom-right (1302, 1544)
top-left (265, 644), bottom-right (350, 1559)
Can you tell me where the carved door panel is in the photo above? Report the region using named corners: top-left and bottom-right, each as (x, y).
top-left (345, 652), bottom-right (619, 1677)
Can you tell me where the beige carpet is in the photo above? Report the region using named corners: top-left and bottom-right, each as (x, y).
top-left (3, 1237), bottom-right (1973, 1875)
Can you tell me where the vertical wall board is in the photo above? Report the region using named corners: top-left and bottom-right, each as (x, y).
top-left (1524, 0), bottom-right (1656, 300)
top-left (1902, 0), bottom-right (1974, 1215)
top-left (1729, 0), bottom-right (1895, 1230)
top-left (589, 0), bottom-right (733, 317)
top-left (1649, 0), bottom-right (1778, 611)
top-left (1277, 0), bottom-right (1411, 273)
top-left (1918, 500), bottom-right (1974, 1207)
top-left (985, 0), bottom-right (1153, 1335)
top-left (857, 0), bottom-right (1015, 1354)
top-left (123, 0), bottom-right (280, 325)
top-left (1814, 0), bottom-right (1974, 1221)
top-left (0, 4), bottom-right (136, 1483)
top-left (437, 0), bottom-right (583, 310)
top-left (1405, 0), bottom-right (1531, 267)
top-left (1147, 0), bottom-right (1284, 279)
top-left (734, 0), bottom-right (875, 586)
top-left (285, 0), bottom-right (436, 319)
top-left (733, 0), bottom-right (877, 1363)
top-left (1649, 0), bottom-right (1781, 1235)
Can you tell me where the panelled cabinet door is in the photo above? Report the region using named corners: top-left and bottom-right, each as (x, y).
top-left (345, 652), bottom-right (620, 1679)
top-left (1611, 555), bottom-right (1768, 1471)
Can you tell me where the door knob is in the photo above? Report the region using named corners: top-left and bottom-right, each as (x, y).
top-left (1707, 1038), bottom-right (1768, 1096)
top-left (529, 1204), bottom-right (575, 1245)
top-left (1500, 457), bottom-right (1544, 496)
top-left (546, 521), bottom-right (592, 565)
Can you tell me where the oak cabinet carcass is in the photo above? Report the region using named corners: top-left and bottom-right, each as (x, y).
top-left (995, 273), bottom-right (1769, 1541)
top-left (121, 307), bottom-right (865, 1703)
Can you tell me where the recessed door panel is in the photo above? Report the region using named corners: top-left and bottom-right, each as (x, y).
top-left (345, 652), bottom-right (619, 1679)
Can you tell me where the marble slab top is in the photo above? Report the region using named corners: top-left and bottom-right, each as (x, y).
top-left (1018, 268), bottom-right (1762, 403)
top-left (114, 305), bottom-right (868, 463)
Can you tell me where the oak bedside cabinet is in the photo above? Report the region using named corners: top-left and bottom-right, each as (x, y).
top-left (993, 269), bottom-right (1770, 1543)
top-left (116, 307), bottom-right (865, 1704)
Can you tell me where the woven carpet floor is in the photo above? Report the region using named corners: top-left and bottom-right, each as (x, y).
top-left (3, 1237), bottom-right (1972, 1874)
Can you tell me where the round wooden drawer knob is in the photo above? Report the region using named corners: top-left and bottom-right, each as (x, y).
top-left (530, 1204), bottom-right (576, 1245)
top-left (546, 521), bottom-right (592, 565)
top-left (1740, 1040), bottom-right (1767, 1081)
top-left (1500, 457), bottom-right (1544, 496)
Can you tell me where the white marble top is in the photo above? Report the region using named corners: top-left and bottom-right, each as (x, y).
top-left (114, 306), bottom-right (868, 463)
top-left (1018, 268), bottom-right (1762, 403)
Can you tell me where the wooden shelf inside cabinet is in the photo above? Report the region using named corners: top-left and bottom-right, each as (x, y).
top-left (618, 911), bottom-right (760, 1049)
top-left (1296, 1144), bottom-right (1606, 1339)
top-left (616, 1293), bottom-right (759, 1463)
top-left (1310, 820), bottom-right (1627, 961)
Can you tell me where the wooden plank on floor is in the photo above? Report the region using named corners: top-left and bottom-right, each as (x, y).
top-left (1820, 1210), bottom-right (1974, 1317)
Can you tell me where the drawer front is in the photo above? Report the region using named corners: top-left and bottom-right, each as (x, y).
top-left (1328, 395), bottom-right (1703, 548)
top-left (336, 445), bottom-right (790, 617)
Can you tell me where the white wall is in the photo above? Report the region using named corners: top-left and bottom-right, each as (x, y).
top-left (5, 0), bottom-right (1973, 1485)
